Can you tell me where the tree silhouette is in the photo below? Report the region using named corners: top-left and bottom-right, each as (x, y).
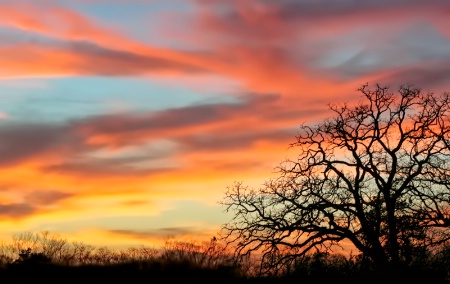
top-left (222, 84), bottom-right (450, 275)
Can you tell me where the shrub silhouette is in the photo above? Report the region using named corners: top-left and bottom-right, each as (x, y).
top-left (15, 248), bottom-right (52, 265)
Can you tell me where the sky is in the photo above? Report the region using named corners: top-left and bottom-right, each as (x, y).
top-left (0, 0), bottom-right (450, 249)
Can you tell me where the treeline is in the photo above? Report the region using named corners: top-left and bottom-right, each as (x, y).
top-left (0, 232), bottom-right (235, 268)
top-left (0, 231), bottom-right (245, 283)
top-left (0, 232), bottom-right (449, 283)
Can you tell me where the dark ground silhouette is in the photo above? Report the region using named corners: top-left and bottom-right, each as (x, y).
top-left (0, 232), bottom-right (449, 283)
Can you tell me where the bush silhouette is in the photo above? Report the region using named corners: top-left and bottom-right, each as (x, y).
top-left (15, 248), bottom-right (52, 265)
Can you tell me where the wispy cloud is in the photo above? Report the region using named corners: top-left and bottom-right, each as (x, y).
top-left (109, 227), bottom-right (203, 239)
top-left (0, 0), bottom-right (449, 247)
top-left (0, 203), bottom-right (35, 218)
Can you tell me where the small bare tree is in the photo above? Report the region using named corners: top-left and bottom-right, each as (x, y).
top-left (222, 84), bottom-right (450, 274)
top-left (162, 237), bottom-right (237, 270)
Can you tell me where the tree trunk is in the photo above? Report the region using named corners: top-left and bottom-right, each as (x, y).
top-left (386, 198), bottom-right (400, 266)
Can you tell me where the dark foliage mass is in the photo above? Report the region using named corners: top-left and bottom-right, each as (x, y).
top-left (222, 84), bottom-right (450, 280)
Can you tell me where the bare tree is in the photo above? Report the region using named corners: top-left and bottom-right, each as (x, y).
top-left (222, 84), bottom-right (450, 274)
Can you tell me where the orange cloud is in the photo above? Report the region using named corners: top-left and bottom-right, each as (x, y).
top-left (1, 0), bottom-right (450, 249)
top-left (0, 2), bottom-right (209, 79)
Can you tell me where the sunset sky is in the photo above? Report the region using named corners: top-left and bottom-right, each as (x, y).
top-left (0, 0), bottom-right (450, 248)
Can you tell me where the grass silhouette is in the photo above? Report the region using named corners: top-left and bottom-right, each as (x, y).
top-left (0, 232), bottom-right (448, 283)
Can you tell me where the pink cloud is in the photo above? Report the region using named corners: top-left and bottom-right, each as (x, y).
top-left (1, 0), bottom-right (450, 244)
top-left (179, 0), bottom-right (450, 98)
top-left (0, 2), bottom-right (209, 78)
